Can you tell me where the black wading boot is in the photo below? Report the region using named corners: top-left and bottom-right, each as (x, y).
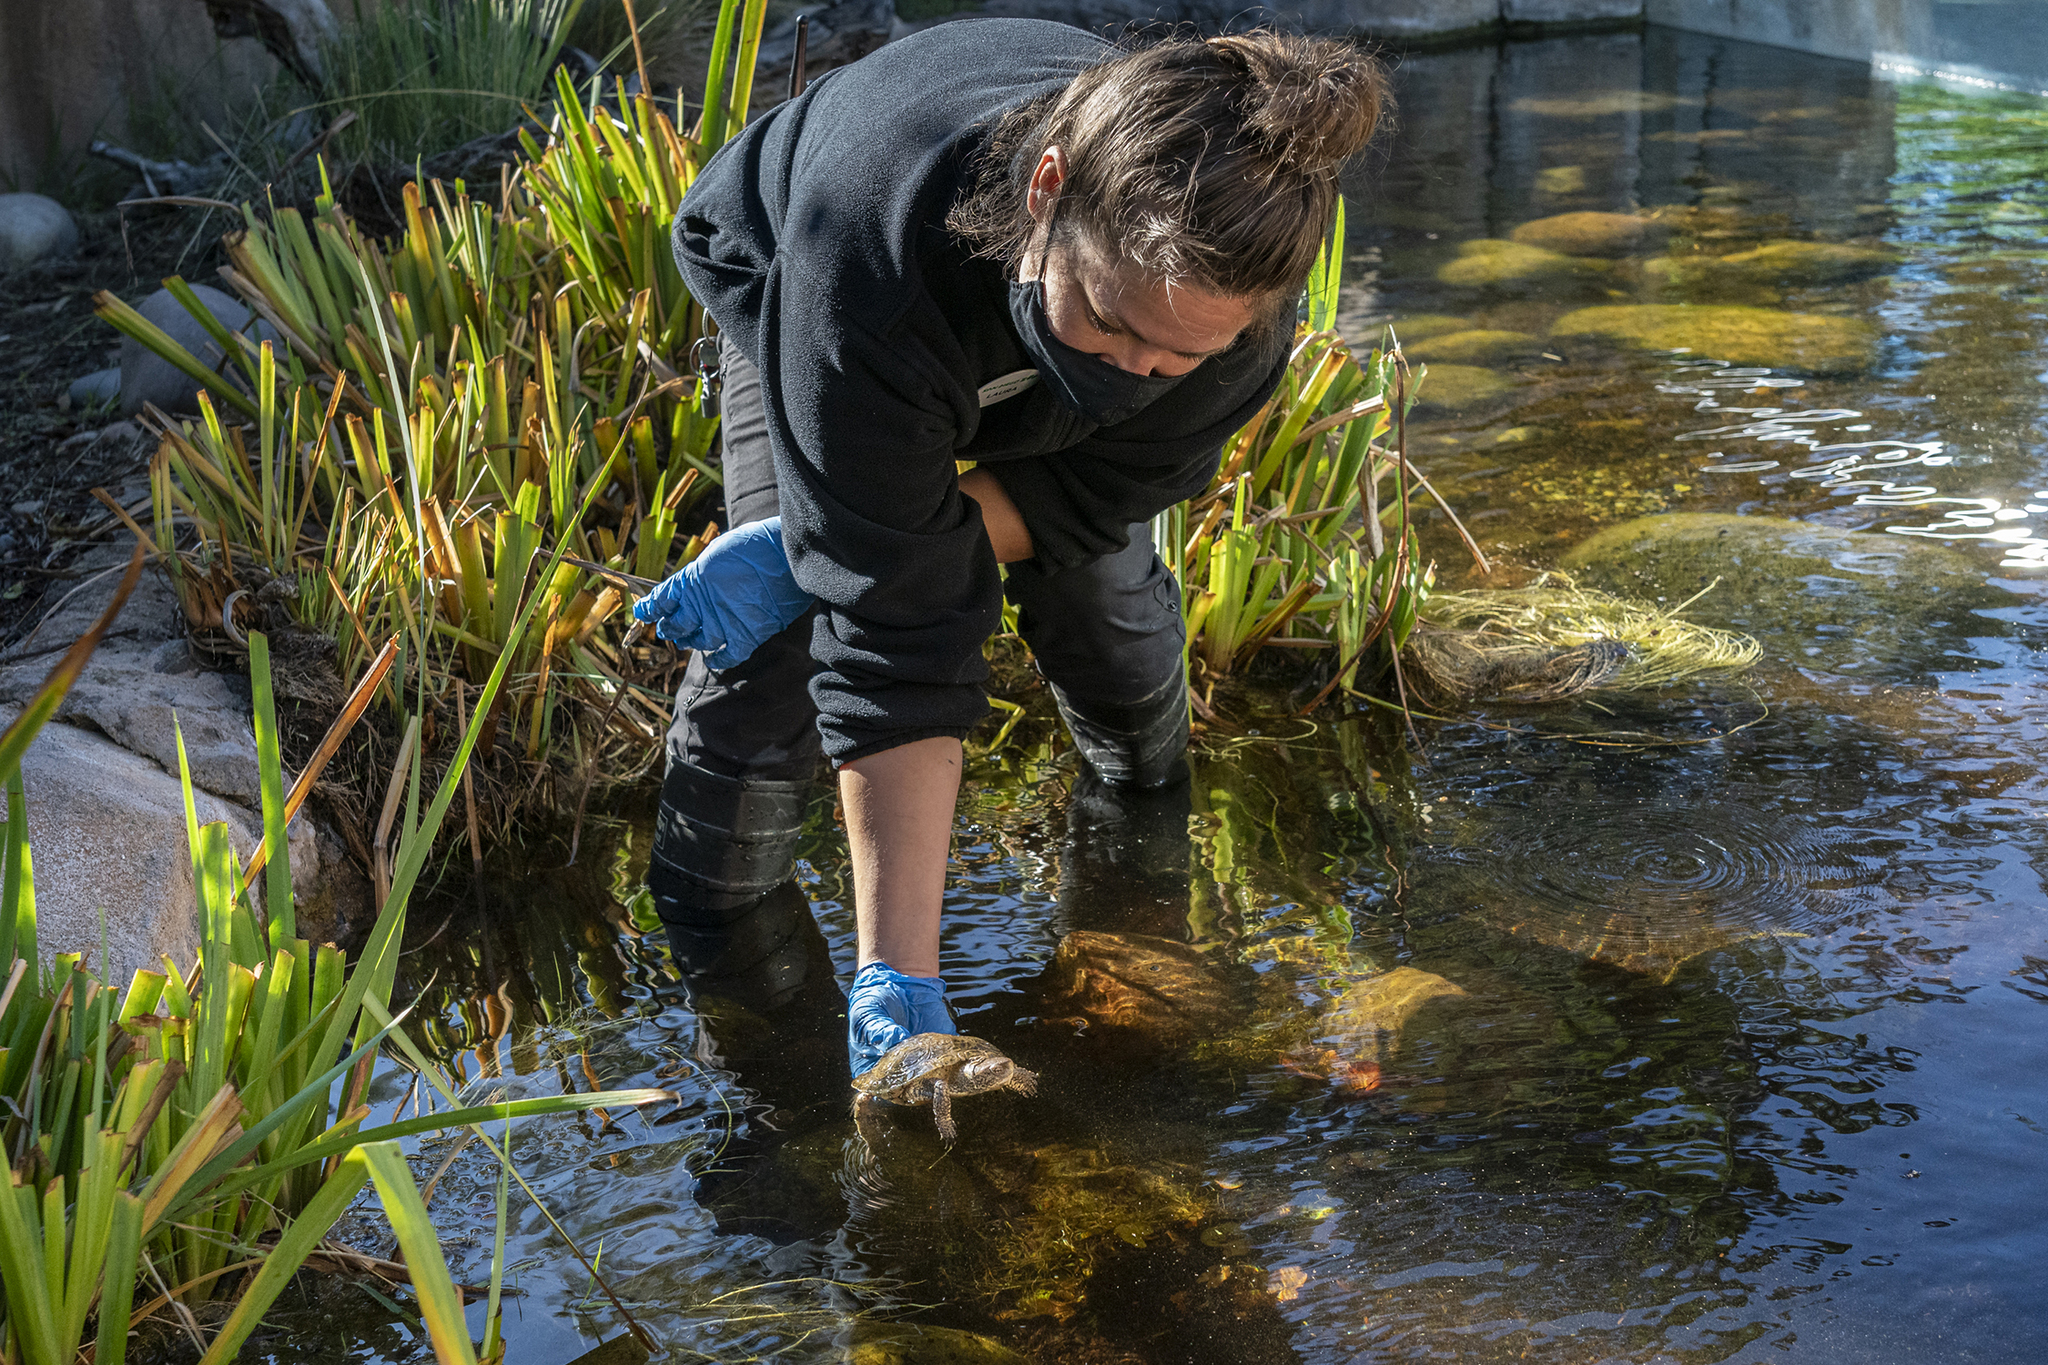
top-left (1047, 668), bottom-right (1191, 792)
top-left (649, 762), bottom-right (848, 1242)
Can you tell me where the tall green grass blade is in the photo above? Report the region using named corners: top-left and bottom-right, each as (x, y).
top-left (360, 1141), bottom-right (481, 1365)
top-left (201, 1086), bottom-right (671, 1204)
top-left (3, 769), bottom-right (33, 979)
top-left (481, 1120), bottom-right (512, 1361)
top-left (696, 0), bottom-right (744, 153)
top-left (1306, 196), bottom-right (1345, 334)
top-left (0, 1176), bottom-right (62, 1365)
top-left (247, 632), bottom-right (295, 943)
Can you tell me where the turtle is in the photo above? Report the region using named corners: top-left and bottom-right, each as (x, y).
top-left (851, 1033), bottom-right (1037, 1145)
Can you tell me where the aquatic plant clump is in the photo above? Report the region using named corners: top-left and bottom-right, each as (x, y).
top-left (1408, 574), bottom-right (1761, 702)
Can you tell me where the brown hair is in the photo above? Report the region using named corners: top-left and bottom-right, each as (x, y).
top-left (949, 30), bottom-right (1390, 300)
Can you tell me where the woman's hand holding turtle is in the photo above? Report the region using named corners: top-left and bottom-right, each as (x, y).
top-left (631, 517), bottom-right (813, 669)
top-left (848, 961), bottom-right (955, 1078)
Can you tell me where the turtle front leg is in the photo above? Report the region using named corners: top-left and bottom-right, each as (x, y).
top-left (930, 1079), bottom-right (958, 1145)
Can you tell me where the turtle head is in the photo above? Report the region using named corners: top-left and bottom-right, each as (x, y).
top-left (957, 1054), bottom-right (1016, 1092)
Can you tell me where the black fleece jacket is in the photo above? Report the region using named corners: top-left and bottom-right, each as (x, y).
top-left (672, 17), bottom-right (1291, 763)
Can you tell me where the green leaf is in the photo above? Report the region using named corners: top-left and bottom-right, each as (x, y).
top-left (247, 633), bottom-right (296, 944)
top-left (360, 1141), bottom-right (481, 1365)
top-left (1306, 196), bottom-right (1346, 334)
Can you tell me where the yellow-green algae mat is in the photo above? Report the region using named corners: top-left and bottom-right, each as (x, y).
top-left (1549, 305), bottom-right (1879, 373)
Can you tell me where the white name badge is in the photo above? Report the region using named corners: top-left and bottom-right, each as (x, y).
top-left (976, 369), bottom-right (1039, 407)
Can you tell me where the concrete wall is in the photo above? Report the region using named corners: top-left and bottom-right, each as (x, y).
top-left (0, 0), bottom-right (274, 191)
top-left (1650, 0), bottom-right (2048, 92)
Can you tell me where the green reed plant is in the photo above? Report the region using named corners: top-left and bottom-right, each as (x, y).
top-left (92, 2), bottom-right (767, 772)
top-left (323, 0), bottom-right (590, 169)
top-left (0, 543), bottom-right (662, 1363)
top-left (1163, 202), bottom-right (1447, 705)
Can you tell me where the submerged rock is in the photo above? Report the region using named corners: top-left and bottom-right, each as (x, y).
top-left (1644, 240), bottom-right (1902, 295)
top-left (1548, 304), bottom-right (1879, 373)
top-left (1646, 242), bottom-right (1900, 304)
top-left (1413, 363), bottom-right (1518, 413)
top-left (1040, 930), bottom-right (1236, 1046)
top-left (1511, 211), bottom-right (1664, 258)
top-left (1381, 313), bottom-right (1476, 343)
top-left (1407, 328), bottom-right (1543, 366)
top-left (1437, 239), bottom-right (1613, 292)
top-left (1560, 512), bottom-right (2017, 676)
top-left (843, 1322), bottom-right (1031, 1365)
top-left (979, 1141), bottom-right (1215, 1324)
top-left (1328, 966), bottom-right (1468, 1029)
top-left (1281, 967), bottom-right (1470, 1093)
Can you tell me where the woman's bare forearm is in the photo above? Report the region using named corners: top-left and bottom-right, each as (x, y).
top-left (840, 735), bottom-right (963, 978)
top-left (960, 468), bottom-right (1034, 564)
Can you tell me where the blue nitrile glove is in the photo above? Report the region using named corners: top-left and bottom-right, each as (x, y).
top-left (848, 961), bottom-right (955, 1079)
top-left (631, 517), bottom-right (814, 670)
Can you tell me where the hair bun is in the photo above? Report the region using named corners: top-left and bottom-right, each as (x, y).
top-left (1209, 32), bottom-right (1388, 176)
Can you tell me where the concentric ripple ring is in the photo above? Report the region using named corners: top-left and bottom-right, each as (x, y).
top-left (1425, 787), bottom-right (1885, 978)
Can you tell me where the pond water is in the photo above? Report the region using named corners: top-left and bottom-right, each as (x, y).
top-left (264, 27), bottom-right (2048, 1365)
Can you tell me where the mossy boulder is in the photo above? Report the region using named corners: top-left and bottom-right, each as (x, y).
top-left (844, 1323), bottom-right (1032, 1365)
top-left (1412, 363), bottom-right (1518, 413)
top-left (1549, 304), bottom-right (1879, 373)
top-left (1408, 328), bottom-right (1543, 365)
top-left (1436, 239), bottom-right (1613, 293)
top-left (1560, 513), bottom-right (2017, 676)
top-left (1644, 240), bottom-right (1902, 295)
top-left (1511, 211), bottom-right (1665, 257)
top-left (1382, 313), bottom-right (1476, 343)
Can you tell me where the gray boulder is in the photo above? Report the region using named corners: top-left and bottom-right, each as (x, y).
top-left (12, 712), bottom-right (363, 984)
top-left (68, 368), bottom-right (122, 408)
top-left (0, 545), bottom-right (259, 801)
top-left (2, 540), bottom-right (371, 975)
top-left (119, 283), bottom-right (273, 417)
top-left (0, 193), bottom-right (79, 269)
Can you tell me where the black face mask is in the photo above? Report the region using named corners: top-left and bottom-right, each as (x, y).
top-left (1008, 278), bottom-right (1187, 428)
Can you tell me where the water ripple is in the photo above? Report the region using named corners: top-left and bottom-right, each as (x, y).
top-left (1421, 784), bottom-right (1887, 979)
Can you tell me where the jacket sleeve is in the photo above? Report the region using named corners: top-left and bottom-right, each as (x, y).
top-left (756, 256), bottom-right (1003, 764)
top-left (983, 326), bottom-right (1292, 569)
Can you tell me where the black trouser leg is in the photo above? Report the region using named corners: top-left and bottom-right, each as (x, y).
top-left (1005, 527), bottom-right (1191, 790)
top-left (650, 336), bottom-right (824, 926)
